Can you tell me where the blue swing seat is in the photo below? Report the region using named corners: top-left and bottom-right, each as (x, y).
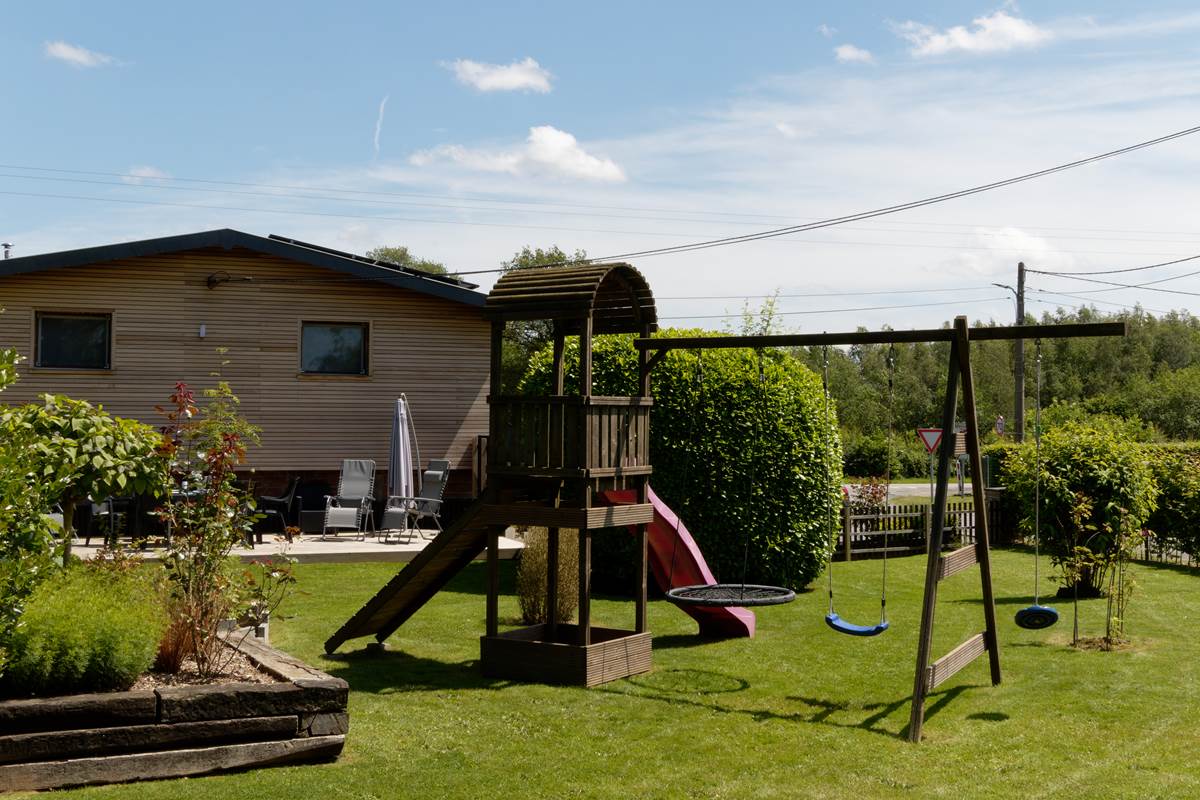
top-left (1014, 604), bottom-right (1059, 630)
top-left (825, 612), bottom-right (889, 637)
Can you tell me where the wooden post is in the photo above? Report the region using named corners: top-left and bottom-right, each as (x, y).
top-left (909, 336), bottom-right (961, 743)
top-left (546, 527), bottom-right (559, 637)
top-left (924, 505), bottom-right (932, 552)
top-left (489, 322), bottom-right (504, 395)
top-left (638, 323), bottom-right (653, 397)
top-left (552, 329), bottom-right (566, 395)
top-left (843, 502), bottom-right (852, 562)
top-left (954, 317), bottom-right (1003, 687)
top-left (577, 529), bottom-right (591, 646)
top-left (486, 526), bottom-right (500, 638)
top-left (580, 314), bottom-right (593, 398)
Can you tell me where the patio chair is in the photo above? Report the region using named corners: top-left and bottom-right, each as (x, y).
top-left (255, 475), bottom-right (302, 545)
top-left (322, 459), bottom-right (376, 540)
top-left (380, 459), bottom-right (450, 542)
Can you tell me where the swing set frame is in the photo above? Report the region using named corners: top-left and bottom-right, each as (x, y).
top-left (637, 315), bottom-right (1125, 742)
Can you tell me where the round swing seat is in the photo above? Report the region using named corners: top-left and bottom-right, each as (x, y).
top-left (666, 584), bottom-right (796, 608)
top-left (825, 612), bottom-right (889, 637)
top-left (1014, 604), bottom-right (1059, 630)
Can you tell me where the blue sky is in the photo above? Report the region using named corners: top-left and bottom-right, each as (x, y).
top-left (3, 2), bottom-right (1200, 331)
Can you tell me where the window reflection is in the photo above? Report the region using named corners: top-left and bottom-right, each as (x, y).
top-left (301, 322), bottom-right (368, 374)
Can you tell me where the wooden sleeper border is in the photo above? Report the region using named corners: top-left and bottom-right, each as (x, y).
top-left (0, 633), bottom-right (348, 793)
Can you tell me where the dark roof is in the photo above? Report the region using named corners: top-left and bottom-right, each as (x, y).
top-left (0, 228), bottom-right (485, 307)
top-left (485, 262), bottom-right (656, 335)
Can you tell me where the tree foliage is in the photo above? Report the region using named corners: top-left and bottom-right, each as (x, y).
top-left (3, 395), bottom-right (166, 558)
top-left (520, 330), bottom-right (842, 590)
top-left (364, 245), bottom-right (448, 275)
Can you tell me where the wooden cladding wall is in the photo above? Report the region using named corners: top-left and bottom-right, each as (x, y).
top-left (0, 248), bottom-right (490, 476)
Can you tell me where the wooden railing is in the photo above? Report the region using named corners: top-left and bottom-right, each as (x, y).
top-left (487, 395), bottom-right (652, 479)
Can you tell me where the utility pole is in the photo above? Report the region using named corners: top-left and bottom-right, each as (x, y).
top-left (1014, 262), bottom-right (1026, 442)
top-left (991, 263), bottom-right (1028, 441)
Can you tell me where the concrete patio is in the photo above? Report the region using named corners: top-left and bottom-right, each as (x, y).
top-left (73, 529), bottom-right (525, 565)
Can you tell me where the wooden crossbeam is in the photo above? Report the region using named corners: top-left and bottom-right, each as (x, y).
top-left (926, 633), bottom-right (988, 691)
top-left (937, 545), bottom-right (979, 581)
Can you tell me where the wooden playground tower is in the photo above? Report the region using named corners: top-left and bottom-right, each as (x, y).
top-left (478, 262), bottom-right (659, 686)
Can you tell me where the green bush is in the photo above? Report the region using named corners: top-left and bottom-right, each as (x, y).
top-left (843, 432), bottom-right (928, 479)
top-left (1002, 420), bottom-right (1157, 597)
top-left (1143, 443), bottom-right (1200, 558)
top-left (519, 330), bottom-right (842, 591)
top-left (2, 566), bottom-right (168, 696)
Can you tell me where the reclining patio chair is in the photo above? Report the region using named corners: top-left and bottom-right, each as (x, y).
top-left (380, 459), bottom-right (450, 542)
top-left (322, 459), bottom-right (376, 541)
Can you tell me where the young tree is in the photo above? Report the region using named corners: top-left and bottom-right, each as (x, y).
top-left (364, 245), bottom-right (448, 275)
top-left (4, 395), bottom-right (166, 558)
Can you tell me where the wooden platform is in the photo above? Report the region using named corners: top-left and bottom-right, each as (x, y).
top-left (480, 624), bottom-right (652, 687)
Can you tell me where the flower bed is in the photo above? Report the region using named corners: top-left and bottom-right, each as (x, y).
top-left (0, 633), bottom-right (347, 792)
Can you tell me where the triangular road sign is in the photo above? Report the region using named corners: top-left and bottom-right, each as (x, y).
top-left (916, 428), bottom-right (943, 454)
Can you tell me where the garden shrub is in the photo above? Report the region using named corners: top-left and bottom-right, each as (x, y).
top-left (1143, 445), bottom-right (1200, 558)
top-left (2, 566), bottom-right (168, 696)
top-left (519, 330), bottom-right (842, 591)
top-left (1002, 420), bottom-right (1157, 597)
top-left (843, 432), bottom-right (928, 479)
top-left (515, 527), bottom-right (580, 624)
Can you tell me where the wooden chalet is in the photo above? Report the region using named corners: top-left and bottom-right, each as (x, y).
top-left (0, 229), bottom-right (490, 502)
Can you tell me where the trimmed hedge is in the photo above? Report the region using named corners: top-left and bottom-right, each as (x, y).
top-left (2, 566), bottom-right (168, 697)
top-left (520, 331), bottom-right (842, 592)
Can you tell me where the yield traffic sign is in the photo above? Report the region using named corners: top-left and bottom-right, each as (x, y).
top-left (916, 428), bottom-right (943, 454)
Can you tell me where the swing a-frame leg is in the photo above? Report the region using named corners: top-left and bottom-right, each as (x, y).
top-left (908, 317), bottom-right (1002, 743)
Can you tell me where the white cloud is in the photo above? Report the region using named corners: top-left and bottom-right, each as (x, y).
top-left (894, 10), bottom-right (1052, 57)
top-left (121, 166), bottom-right (169, 185)
top-left (373, 95), bottom-right (389, 159)
top-left (44, 40), bottom-right (115, 68)
top-left (817, 24), bottom-right (837, 39)
top-left (775, 122), bottom-right (799, 138)
top-left (446, 57), bottom-right (553, 93)
top-left (835, 44), bottom-right (876, 64)
top-left (410, 125), bottom-right (626, 182)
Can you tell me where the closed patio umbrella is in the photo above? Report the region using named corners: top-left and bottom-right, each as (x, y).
top-left (388, 394), bottom-right (421, 500)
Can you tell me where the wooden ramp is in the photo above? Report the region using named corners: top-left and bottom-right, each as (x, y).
top-left (324, 492), bottom-right (493, 654)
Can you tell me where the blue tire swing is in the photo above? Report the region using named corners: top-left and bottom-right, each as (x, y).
top-left (1014, 340), bottom-right (1059, 630)
top-left (821, 344), bottom-right (890, 637)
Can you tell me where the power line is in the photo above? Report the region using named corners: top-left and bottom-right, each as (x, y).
top-left (1030, 289), bottom-right (1172, 314)
top-left (659, 296), bottom-right (1010, 320)
top-left (1027, 252), bottom-right (1200, 276)
top-left (656, 285), bottom-right (992, 300)
top-left (6, 162), bottom-right (1200, 240)
top-left (587, 123), bottom-right (1200, 264)
top-left (5, 188), bottom-right (1195, 274)
top-left (5, 170), bottom-right (1200, 248)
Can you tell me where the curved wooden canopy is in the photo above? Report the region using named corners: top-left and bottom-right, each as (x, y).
top-left (485, 263), bottom-right (657, 335)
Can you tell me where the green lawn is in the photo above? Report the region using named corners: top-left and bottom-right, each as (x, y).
top-left (58, 551), bottom-right (1200, 800)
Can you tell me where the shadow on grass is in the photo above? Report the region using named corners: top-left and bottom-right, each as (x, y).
top-left (320, 647), bottom-right (511, 694)
top-left (602, 668), bottom-right (989, 740)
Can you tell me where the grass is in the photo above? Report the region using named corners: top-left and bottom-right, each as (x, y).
top-left (53, 550), bottom-right (1200, 800)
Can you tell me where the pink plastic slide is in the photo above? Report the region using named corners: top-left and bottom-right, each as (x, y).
top-left (602, 486), bottom-right (756, 638)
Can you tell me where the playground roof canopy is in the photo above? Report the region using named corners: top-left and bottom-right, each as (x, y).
top-left (485, 262), bottom-right (657, 335)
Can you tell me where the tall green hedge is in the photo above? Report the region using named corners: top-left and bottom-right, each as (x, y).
top-left (520, 330), bottom-right (842, 591)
